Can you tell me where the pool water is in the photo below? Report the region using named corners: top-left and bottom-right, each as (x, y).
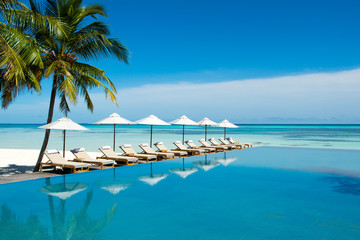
top-left (1, 147), bottom-right (360, 240)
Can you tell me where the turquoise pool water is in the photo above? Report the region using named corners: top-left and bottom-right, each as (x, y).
top-left (1, 147), bottom-right (360, 239)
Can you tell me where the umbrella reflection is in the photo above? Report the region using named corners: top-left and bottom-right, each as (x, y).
top-left (169, 158), bottom-right (198, 179)
top-left (39, 182), bottom-right (88, 200)
top-left (216, 152), bottom-right (237, 167)
top-left (193, 155), bottom-right (220, 171)
top-left (138, 163), bottom-right (168, 186)
top-left (101, 184), bottom-right (130, 195)
top-left (99, 168), bottom-right (132, 195)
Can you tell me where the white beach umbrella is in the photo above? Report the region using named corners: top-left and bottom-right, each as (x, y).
top-left (39, 182), bottom-right (88, 200)
top-left (94, 113), bottom-right (133, 151)
top-left (169, 158), bottom-right (198, 179)
top-left (39, 117), bottom-right (89, 157)
top-left (196, 117), bottom-right (218, 140)
top-left (218, 119), bottom-right (239, 138)
top-left (135, 115), bottom-right (170, 147)
top-left (170, 115), bottom-right (197, 144)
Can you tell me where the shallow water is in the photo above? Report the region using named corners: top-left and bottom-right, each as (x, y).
top-left (0, 124), bottom-right (359, 152)
top-left (0, 147), bottom-right (360, 240)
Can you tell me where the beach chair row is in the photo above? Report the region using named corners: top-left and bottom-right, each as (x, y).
top-left (40, 137), bottom-right (252, 173)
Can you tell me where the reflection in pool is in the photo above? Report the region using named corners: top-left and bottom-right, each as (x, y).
top-left (169, 158), bottom-right (198, 179)
top-left (1, 147), bottom-right (360, 240)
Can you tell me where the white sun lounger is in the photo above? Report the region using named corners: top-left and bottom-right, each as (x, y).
top-left (209, 138), bottom-right (237, 150)
top-left (227, 137), bottom-right (252, 148)
top-left (198, 139), bottom-right (227, 151)
top-left (139, 143), bottom-right (175, 160)
top-left (120, 144), bottom-right (157, 162)
top-left (217, 138), bottom-right (241, 149)
top-left (98, 146), bottom-right (139, 165)
top-left (185, 140), bottom-right (216, 153)
top-left (42, 149), bottom-right (89, 173)
top-left (71, 148), bottom-right (115, 169)
top-left (173, 141), bottom-right (205, 155)
top-left (154, 142), bottom-right (188, 157)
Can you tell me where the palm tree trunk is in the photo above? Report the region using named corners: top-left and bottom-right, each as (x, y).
top-left (33, 76), bottom-right (57, 172)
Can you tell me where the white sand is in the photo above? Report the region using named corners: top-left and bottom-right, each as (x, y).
top-left (0, 149), bottom-right (102, 173)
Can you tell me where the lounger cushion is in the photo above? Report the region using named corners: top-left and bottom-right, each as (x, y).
top-left (101, 146), bottom-right (111, 150)
top-left (122, 144), bottom-right (132, 148)
top-left (46, 149), bottom-right (59, 154)
top-left (154, 142), bottom-right (163, 145)
top-left (185, 140), bottom-right (193, 143)
top-left (72, 147), bottom-right (85, 153)
top-left (140, 143), bottom-right (149, 147)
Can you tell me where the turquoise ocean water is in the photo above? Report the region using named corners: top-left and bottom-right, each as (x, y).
top-left (0, 147), bottom-right (360, 239)
top-left (0, 124), bottom-right (359, 152)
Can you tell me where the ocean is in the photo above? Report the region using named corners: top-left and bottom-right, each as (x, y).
top-left (0, 124), bottom-right (359, 152)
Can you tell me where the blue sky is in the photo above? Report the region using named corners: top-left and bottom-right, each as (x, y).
top-left (1, 0), bottom-right (360, 123)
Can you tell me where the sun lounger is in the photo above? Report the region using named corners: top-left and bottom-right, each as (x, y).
top-left (227, 137), bottom-right (252, 148)
top-left (218, 138), bottom-right (242, 149)
top-left (71, 148), bottom-right (115, 169)
top-left (119, 144), bottom-right (158, 162)
top-left (98, 146), bottom-right (139, 165)
top-left (173, 141), bottom-right (205, 155)
top-left (42, 149), bottom-right (89, 173)
top-left (154, 142), bottom-right (188, 157)
top-left (185, 140), bottom-right (216, 153)
top-left (139, 143), bottom-right (175, 160)
top-left (209, 138), bottom-right (237, 150)
top-left (198, 139), bottom-right (227, 151)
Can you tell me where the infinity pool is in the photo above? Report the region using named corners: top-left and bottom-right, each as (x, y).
top-left (1, 147), bottom-right (360, 239)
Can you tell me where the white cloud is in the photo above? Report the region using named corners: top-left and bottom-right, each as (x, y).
top-left (1, 68), bottom-right (360, 123)
top-left (88, 68), bottom-right (360, 123)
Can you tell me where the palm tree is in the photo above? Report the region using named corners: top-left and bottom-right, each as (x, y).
top-left (0, 0), bottom-right (43, 108)
top-left (1, 0), bottom-right (66, 107)
top-left (31, 0), bottom-right (129, 172)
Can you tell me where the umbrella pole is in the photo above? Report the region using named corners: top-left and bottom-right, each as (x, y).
top-left (150, 125), bottom-right (153, 147)
top-left (224, 127), bottom-right (226, 139)
top-left (205, 125), bottom-right (207, 140)
top-left (63, 130), bottom-right (66, 158)
top-left (182, 125), bottom-right (185, 145)
top-left (113, 124), bottom-right (116, 151)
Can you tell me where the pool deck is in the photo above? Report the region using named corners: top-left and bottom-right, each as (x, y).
top-left (0, 172), bottom-right (61, 184)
